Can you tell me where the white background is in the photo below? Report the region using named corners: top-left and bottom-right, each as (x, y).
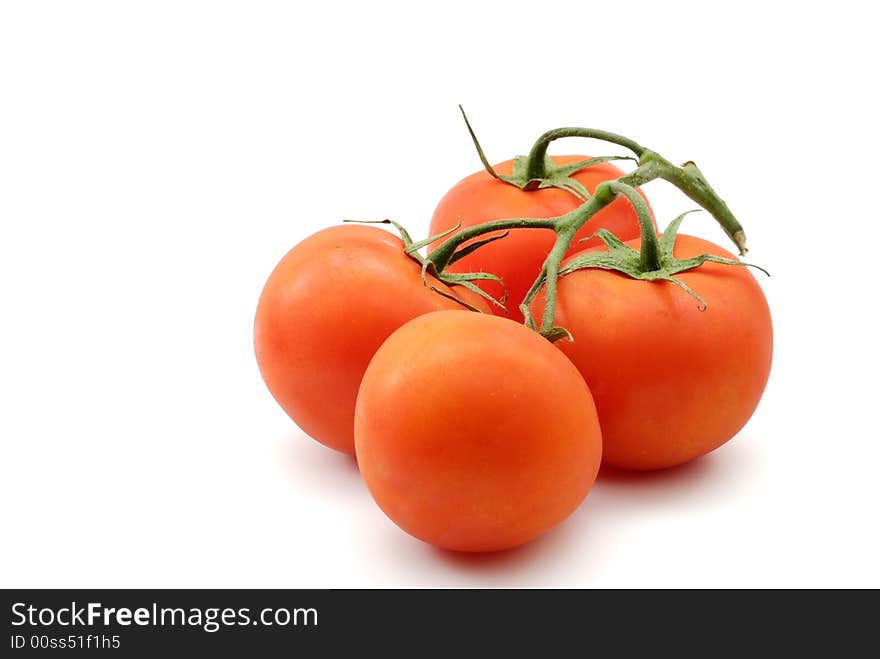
top-left (1, 1), bottom-right (877, 588)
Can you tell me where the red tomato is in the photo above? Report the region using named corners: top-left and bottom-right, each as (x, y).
top-left (355, 311), bottom-right (603, 552)
top-left (430, 155), bottom-right (653, 322)
top-left (254, 225), bottom-right (488, 454)
top-left (535, 234), bottom-right (772, 470)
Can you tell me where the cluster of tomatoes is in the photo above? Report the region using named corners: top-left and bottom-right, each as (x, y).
top-left (254, 120), bottom-right (772, 553)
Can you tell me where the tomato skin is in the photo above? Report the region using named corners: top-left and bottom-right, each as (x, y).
top-left (430, 155), bottom-right (654, 322)
top-left (254, 225), bottom-right (488, 455)
top-left (355, 311), bottom-right (602, 552)
top-left (534, 234), bottom-right (772, 471)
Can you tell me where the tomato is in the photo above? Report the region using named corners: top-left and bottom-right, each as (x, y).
top-left (254, 225), bottom-right (488, 455)
top-left (535, 234), bottom-right (772, 471)
top-left (354, 310), bottom-right (602, 552)
top-left (430, 155), bottom-right (654, 322)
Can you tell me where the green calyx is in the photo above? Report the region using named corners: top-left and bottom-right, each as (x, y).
top-left (559, 210), bottom-right (769, 311)
top-left (459, 105), bottom-right (636, 201)
top-left (343, 219), bottom-right (507, 312)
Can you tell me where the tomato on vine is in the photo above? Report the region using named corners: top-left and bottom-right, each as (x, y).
top-left (425, 110), bottom-right (750, 332)
top-left (254, 224), bottom-right (488, 454)
top-left (429, 109), bottom-right (655, 323)
top-left (254, 112), bottom-right (771, 552)
top-left (355, 310), bottom-right (602, 551)
top-left (422, 119), bottom-right (769, 471)
top-left (534, 201), bottom-right (772, 470)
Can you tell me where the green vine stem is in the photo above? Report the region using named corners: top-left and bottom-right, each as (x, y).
top-left (616, 153), bottom-right (747, 255)
top-left (519, 181), bottom-right (655, 339)
top-left (604, 182), bottom-right (659, 272)
top-left (458, 108), bottom-right (749, 256)
top-left (524, 127), bottom-right (646, 180)
top-left (425, 177), bottom-right (739, 340)
top-left (352, 115), bottom-right (761, 340)
top-left (425, 182), bottom-right (627, 338)
top-left (429, 218), bottom-right (557, 272)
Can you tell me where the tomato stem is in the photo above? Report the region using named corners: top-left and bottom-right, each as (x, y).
top-left (663, 158), bottom-right (747, 255)
top-left (524, 127), bottom-right (647, 181)
top-left (605, 181), bottom-right (660, 272)
top-left (428, 217), bottom-right (557, 273)
top-left (538, 227), bottom-right (575, 336)
top-left (507, 121), bottom-right (749, 255)
top-left (515, 193), bottom-right (614, 338)
top-left (531, 181), bottom-right (659, 337)
top-left (421, 113), bottom-right (756, 336)
top-left (429, 179), bottom-right (674, 339)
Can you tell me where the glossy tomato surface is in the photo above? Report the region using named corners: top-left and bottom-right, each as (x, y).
top-left (430, 155), bottom-right (653, 322)
top-left (536, 234), bottom-right (772, 470)
top-left (254, 225), bottom-right (487, 454)
top-left (355, 311), bottom-right (602, 551)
